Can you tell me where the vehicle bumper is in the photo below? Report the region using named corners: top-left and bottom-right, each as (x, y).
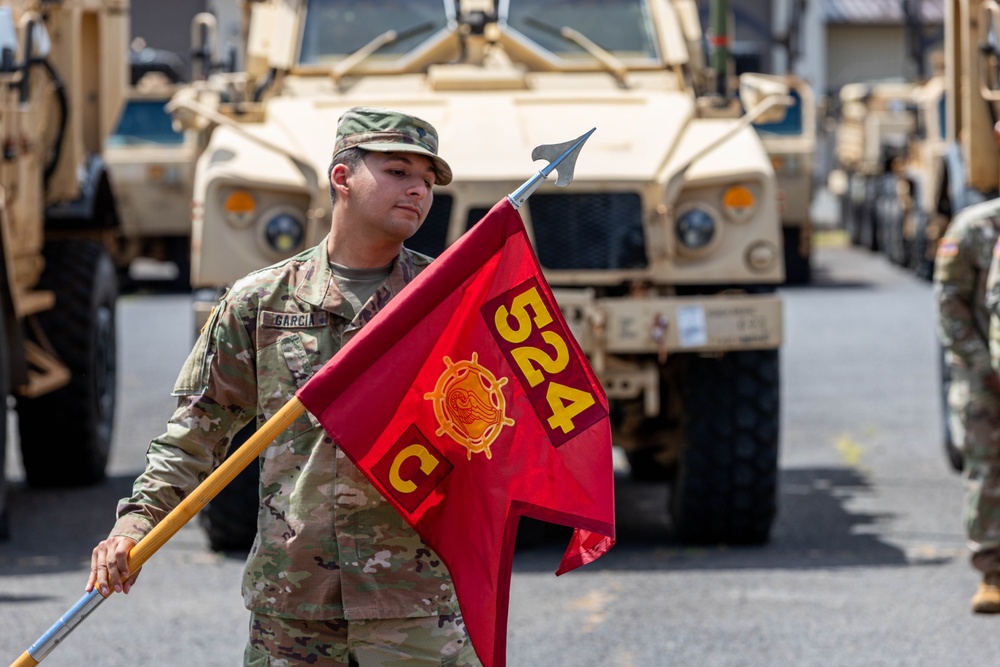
top-left (553, 289), bottom-right (783, 416)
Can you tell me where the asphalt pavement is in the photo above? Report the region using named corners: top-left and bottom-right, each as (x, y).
top-left (0, 237), bottom-right (996, 666)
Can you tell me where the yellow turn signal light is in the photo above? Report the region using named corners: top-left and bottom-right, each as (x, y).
top-left (721, 185), bottom-right (755, 222)
top-left (224, 190), bottom-right (257, 227)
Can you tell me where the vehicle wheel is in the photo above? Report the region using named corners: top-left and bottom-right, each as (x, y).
top-left (860, 179), bottom-right (880, 252)
top-left (199, 421), bottom-right (260, 552)
top-left (17, 240), bottom-right (117, 487)
top-left (878, 183), bottom-right (906, 266)
top-left (782, 226), bottom-right (811, 285)
top-left (843, 173), bottom-right (863, 246)
top-left (669, 350), bottom-right (780, 545)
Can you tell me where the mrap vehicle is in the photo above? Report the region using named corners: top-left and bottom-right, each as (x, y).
top-left (171, 0), bottom-right (788, 547)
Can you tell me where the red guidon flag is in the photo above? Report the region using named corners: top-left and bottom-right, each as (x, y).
top-left (296, 198), bottom-right (616, 667)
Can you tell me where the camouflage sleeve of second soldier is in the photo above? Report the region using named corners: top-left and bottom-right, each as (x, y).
top-left (987, 241), bottom-right (1000, 372)
top-left (109, 294), bottom-right (258, 542)
top-left (935, 224), bottom-right (992, 379)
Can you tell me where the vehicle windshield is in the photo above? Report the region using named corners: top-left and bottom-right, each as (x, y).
top-left (502, 0), bottom-right (658, 61)
top-left (753, 89), bottom-right (804, 137)
top-left (299, 0), bottom-right (450, 65)
top-left (107, 99), bottom-right (184, 146)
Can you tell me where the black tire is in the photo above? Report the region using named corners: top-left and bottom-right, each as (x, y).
top-left (17, 239), bottom-right (117, 487)
top-left (877, 180), bottom-right (907, 266)
top-left (782, 226), bottom-right (811, 285)
top-left (860, 179), bottom-right (880, 252)
top-left (842, 173), bottom-right (863, 246)
top-left (199, 421), bottom-right (260, 552)
top-left (669, 350), bottom-right (780, 545)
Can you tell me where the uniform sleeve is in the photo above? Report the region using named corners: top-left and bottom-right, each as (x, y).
top-left (987, 243), bottom-right (1000, 373)
top-left (110, 294), bottom-right (257, 542)
top-left (935, 228), bottom-right (992, 379)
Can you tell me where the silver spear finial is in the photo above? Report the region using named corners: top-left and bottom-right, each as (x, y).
top-left (507, 128), bottom-right (596, 209)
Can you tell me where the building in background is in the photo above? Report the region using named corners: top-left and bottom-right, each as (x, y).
top-left (823, 0), bottom-right (944, 92)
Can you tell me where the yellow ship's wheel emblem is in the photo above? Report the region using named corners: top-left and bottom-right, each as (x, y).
top-left (424, 353), bottom-right (515, 459)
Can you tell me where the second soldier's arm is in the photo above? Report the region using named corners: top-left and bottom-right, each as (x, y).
top-left (987, 243), bottom-right (1000, 382)
top-left (936, 227), bottom-right (999, 392)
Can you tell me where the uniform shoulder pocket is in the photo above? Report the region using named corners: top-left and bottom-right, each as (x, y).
top-left (172, 301), bottom-right (225, 396)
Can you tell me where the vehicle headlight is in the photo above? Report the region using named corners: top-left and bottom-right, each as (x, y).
top-left (676, 207), bottom-right (717, 252)
top-left (259, 209), bottom-right (305, 256)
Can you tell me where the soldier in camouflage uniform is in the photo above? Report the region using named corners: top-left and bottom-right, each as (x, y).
top-left (87, 108), bottom-right (482, 666)
top-left (936, 197), bottom-right (1000, 614)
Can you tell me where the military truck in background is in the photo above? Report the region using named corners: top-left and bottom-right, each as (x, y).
top-left (826, 55), bottom-right (948, 281)
top-left (753, 74), bottom-right (816, 284)
top-left (0, 0), bottom-right (130, 539)
top-left (173, 0), bottom-right (789, 547)
top-left (104, 69), bottom-right (199, 289)
top-left (861, 73), bottom-right (948, 279)
top-left (829, 81), bottom-right (918, 252)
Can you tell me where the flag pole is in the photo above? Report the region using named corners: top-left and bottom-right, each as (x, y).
top-left (9, 127), bottom-right (597, 667)
top-left (507, 128), bottom-right (595, 209)
top-left (8, 397), bottom-right (308, 667)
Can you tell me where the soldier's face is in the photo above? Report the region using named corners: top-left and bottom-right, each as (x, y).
top-left (348, 151), bottom-right (436, 243)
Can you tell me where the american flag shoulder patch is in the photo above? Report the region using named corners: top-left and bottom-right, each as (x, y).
top-left (938, 239), bottom-right (959, 258)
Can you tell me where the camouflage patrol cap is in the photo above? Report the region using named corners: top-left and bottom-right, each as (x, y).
top-left (333, 107), bottom-right (453, 186)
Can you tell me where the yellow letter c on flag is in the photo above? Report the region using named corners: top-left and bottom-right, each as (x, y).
top-left (389, 444), bottom-right (440, 494)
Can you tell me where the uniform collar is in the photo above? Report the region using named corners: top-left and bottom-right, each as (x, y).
top-left (296, 237), bottom-right (419, 318)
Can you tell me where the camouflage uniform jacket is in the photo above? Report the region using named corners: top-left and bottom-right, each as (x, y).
top-left (936, 198), bottom-right (1000, 381)
top-left (110, 239), bottom-right (460, 621)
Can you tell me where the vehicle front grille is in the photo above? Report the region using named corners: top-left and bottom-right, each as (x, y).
top-left (528, 193), bottom-right (647, 270)
top-left (407, 195), bottom-right (453, 258)
top-left (466, 207), bottom-right (491, 231)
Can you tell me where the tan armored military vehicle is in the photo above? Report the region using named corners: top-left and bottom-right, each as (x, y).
top-left (104, 70), bottom-right (198, 287)
top-left (174, 0), bottom-right (788, 547)
top-left (0, 0), bottom-right (129, 538)
top-left (753, 74), bottom-right (816, 284)
top-left (879, 73), bottom-right (948, 279)
top-left (830, 80), bottom-right (918, 252)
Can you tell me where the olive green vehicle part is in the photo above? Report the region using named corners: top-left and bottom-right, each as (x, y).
top-left (173, 0), bottom-right (790, 547)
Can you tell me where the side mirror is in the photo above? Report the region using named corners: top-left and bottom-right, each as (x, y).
top-left (191, 12), bottom-right (218, 81)
top-left (738, 72), bottom-right (792, 125)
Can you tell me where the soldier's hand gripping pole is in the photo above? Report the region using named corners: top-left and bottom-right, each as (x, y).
top-left (8, 397), bottom-right (309, 667)
top-left (507, 128), bottom-right (595, 209)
